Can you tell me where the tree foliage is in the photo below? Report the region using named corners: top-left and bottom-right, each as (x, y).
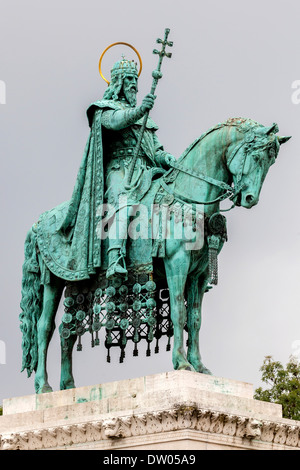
top-left (254, 355), bottom-right (300, 421)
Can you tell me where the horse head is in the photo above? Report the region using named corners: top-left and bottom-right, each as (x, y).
top-left (227, 122), bottom-right (291, 208)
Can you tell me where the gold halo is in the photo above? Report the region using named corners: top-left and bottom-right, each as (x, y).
top-left (99, 42), bottom-right (142, 85)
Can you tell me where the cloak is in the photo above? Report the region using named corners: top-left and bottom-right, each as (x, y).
top-left (36, 100), bottom-right (161, 282)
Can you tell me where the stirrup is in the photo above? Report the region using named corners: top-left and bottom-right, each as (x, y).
top-left (106, 246), bottom-right (127, 279)
top-left (106, 262), bottom-right (128, 279)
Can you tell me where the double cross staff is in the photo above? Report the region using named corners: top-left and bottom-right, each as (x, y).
top-left (124, 28), bottom-right (173, 189)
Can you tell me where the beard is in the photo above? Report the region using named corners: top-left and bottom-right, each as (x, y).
top-left (123, 84), bottom-right (137, 107)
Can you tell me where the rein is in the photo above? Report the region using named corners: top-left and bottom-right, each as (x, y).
top-left (161, 137), bottom-right (248, 210)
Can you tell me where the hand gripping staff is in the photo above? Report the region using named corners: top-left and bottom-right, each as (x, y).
top-left (124, 28), bottom-right (173, 190)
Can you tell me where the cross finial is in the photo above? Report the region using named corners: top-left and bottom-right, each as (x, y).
top-left (153, 28), bottom-right (173, 59)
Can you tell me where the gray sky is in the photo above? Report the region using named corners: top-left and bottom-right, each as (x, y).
top-left (0, 0), bottom-right (300, 405)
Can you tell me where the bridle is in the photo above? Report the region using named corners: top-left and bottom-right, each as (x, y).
top-left (160, 127), bottom-right (260, 211)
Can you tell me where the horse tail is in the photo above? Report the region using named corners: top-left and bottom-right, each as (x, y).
top-left (19, 226), bottom-right (43, 377)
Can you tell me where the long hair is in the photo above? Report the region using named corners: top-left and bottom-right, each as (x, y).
top-left (102, 74), bottom-right (124, 101)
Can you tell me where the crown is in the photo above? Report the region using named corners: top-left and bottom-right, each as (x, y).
top-left (110, 58), bottom-right (138, 80)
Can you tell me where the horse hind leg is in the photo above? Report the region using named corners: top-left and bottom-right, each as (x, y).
top-left (186, 274), bottom-right (212, 375)
top-left (60, 331), bottom-right (77, 390)
top-left (34, 277), bottom-right (64, 394)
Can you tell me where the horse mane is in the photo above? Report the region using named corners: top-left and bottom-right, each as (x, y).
top-left (178, 117), bottom-right (265, 163)
top-left (222, 117), bottom-right (265, 132)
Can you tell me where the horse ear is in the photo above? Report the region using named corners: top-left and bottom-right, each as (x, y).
top-left (265, 123), bottom-right (279, 134)
top-left (278, 135), bottom-right (292, 145)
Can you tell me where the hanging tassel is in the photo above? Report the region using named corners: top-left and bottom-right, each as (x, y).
top-left (107, 349), bottom-right (111, 363)
top-left (207, 213), bottom-right (228, 285)
top-left (207, 235), bottom-right (220, 285)
top-left (77, 336), bottom-right (82, 351)
top-left (133, 328), bottom-right (139, 344)
top-left (166, 335), bottom-right (171, 351)
top-left (120, 348), bottom-right (125, 363)
top-left (133, 343), bottom-right (138, 357)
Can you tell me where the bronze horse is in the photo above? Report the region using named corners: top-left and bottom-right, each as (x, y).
top-left (20, 118), bottom-right (290, 393)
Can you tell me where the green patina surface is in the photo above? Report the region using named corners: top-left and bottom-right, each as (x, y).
top-left (19, 29), bottom-right (291, 394)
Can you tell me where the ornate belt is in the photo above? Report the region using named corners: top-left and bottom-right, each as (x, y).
top-left (110, 147), bottom-right (146, 158)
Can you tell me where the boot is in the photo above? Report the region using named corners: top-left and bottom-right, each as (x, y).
top-left (106, 206), bottom-right (128, 280)
top-left (106, 245), bottom-right (128, 279)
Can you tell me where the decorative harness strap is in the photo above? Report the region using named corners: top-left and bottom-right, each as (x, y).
top-left (161, 124), bottom-right (254, 210)
top-left (160, 177), bottom-right (233, 206)
top-left (158, 125), bottom-right (257, 285)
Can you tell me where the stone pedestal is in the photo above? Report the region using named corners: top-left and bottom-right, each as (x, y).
top-left (1, 371), bottom-right (300, 450)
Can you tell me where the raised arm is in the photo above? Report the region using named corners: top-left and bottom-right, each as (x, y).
top-left (101, 94), bottom-right (156, 131)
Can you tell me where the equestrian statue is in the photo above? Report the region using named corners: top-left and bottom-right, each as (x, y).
top-left (19, 29), bottom-right (291, 394)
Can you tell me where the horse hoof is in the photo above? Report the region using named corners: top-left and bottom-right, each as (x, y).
top-left (187, 357), bottom-right (212, 375)
top-left (36, 384), bottom-right (53, 394)
top-left (199, 366), bottom-right (212, 375)
top-left (177, 363), bottom-right (196, 372)
top-left (60, 380), bottom-right (75, 390)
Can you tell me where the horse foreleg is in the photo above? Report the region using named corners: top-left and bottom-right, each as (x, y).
top-left (164, 245), bottom-right (195, 371)
top-left (186, 275), bottom-right (212, 375)
top-left (35, 277), bottom-right (64, 394)
top-left (60, 334), bottom-right (77, 390)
